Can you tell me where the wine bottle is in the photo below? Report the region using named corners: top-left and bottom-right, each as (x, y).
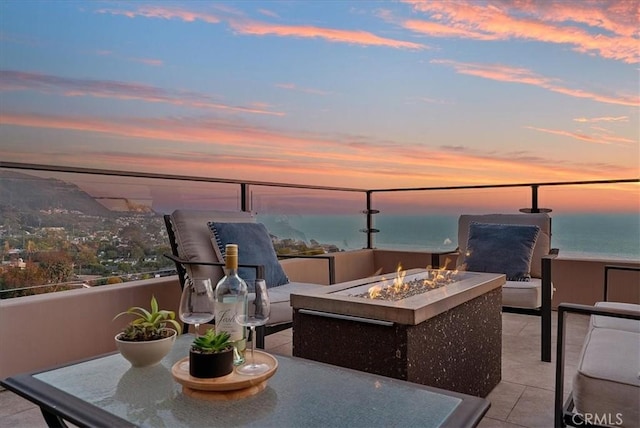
top-left (214, 243), bottom-right (248, 365)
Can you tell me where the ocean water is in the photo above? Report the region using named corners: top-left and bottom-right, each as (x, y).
top-left (258, 213), bottom-right (640, 261)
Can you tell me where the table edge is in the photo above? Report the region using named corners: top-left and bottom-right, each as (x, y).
top-left (1, 374), bottom-right (135, 428)
top-left (2, 346), bottom-right (490, 428)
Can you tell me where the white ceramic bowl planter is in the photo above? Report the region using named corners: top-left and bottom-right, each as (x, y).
top-left (115, 328), bottom-right (177, 367)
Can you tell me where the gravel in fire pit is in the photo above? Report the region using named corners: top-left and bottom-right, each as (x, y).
top-left (353, 272), bottom-right (459, 301)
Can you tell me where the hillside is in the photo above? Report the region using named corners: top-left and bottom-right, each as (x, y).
top-left (0, 171), bottom-right (114, 225)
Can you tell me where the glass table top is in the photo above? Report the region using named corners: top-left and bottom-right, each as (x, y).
top-left (35, 334), bottom-right (463, 427)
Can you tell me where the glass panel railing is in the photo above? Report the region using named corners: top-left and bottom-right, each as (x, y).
top-left (251, 186), bottom-right (367, 252)
top-left (371, 187), bottom-right (531, 252)
top-left (1, 163), bottom-right (637, 299)
top-left (0, 168), bottom-right (242, 298)
top-left (540, 183), bottom-right (640, 260)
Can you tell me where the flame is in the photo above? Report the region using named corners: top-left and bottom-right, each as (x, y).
top-left (421, 266), bottom-right (459, 289)
top-left (392, 263), bottom-right (407, 293)
top-left (368, 284), bottom-right (383, 299)
top-left (363, 263), bottom-right (459, 301)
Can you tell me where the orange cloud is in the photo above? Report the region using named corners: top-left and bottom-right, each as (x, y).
top-left (129, 57), bottom-right (163, 67)
top-left (2, 111), bottom-right (637, 191)
top-left (431, 59), bottom-right (639, 107)
top-left (275, 83), bottom-right (330, 95)
top-left (96, 6), bottom-right (221, 24)
top-left (0, 70), bottom-right (283, 116)
top-left (228, 19), bottom-right (426, 50)
top-left (97, 3), bottom-right (426, 50)
top-left (403, 20), bottom-right (499, 41)
top-left (258, 9), bottom-right (280, 19)
top-left (525, 126), bottom-right (637, 146)
top-left (574, 116), bottom-right (629, 123)
top-left (94, 49), bottom-right (163, 67)
top-left (402, 0), bottom-right (639, 63)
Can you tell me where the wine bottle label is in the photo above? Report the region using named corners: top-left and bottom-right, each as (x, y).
top-left (215, 300), bottom-right (244, 341)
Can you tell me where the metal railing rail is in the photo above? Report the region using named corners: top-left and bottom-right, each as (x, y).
top-left (0, 161), bottom-right (368, 192)
top-left (364, 178), bottom-right (639, 244)
top-left (1, 161), bottom-right (638, 249)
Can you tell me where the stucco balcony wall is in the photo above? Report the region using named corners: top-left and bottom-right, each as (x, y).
top-left (551, 257), bottom-right (639, 307)
top-left (0, 277), bottom-right (182, 380)
top-left (1, 252), bottom-right (638, 381)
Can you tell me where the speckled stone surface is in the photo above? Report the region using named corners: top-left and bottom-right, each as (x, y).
top-left (293, 287), bottom-right (502, 397)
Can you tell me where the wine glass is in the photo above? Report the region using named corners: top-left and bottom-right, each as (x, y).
top-left (236, 279), bottom-right (270, 375)
top-left (179, 278), bottom-right (215, 337)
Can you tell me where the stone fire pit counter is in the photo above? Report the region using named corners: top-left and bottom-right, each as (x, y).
top-left (291, 269), bottom-right (506, 397)
top-left (290, 269), bottom-right (505, 325)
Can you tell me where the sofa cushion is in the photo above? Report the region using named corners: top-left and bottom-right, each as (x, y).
top-left (463, 222), bottom-right (540, 281)
top-left (250, 281), bottom-right (320, 326)
top-left (573, 327), bottom-right (640, 427)
top-left (457, 214), bottom-right (550, 278)
top-left (208, 222), bottom-right (289, 288)
top-left (502, 278), bottom-right (541, 309)
top-left (169, 210), bottom-right (255, 283)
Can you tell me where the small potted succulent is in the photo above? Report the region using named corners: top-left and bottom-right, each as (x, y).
top-left (113, 295), bottom-right (182, 367)
top-left (189, 328), bottom-right (234, 378)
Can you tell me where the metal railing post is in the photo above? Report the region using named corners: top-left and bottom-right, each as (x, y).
top-left (531, 185), bottom-right (539, 213)
top-left (241, 183), bottom-right (251, 212)
top-left (363, 191), bottom-right (380, 249)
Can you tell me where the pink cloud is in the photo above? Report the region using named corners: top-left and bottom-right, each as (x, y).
top-left (96, 6), bottom-right (221, 24)
top-left (574, 116), bottom-right (629, 123)
top-left (431, 59), bottom-right (639, 106)
top-left (2, 111), bottom-right (636, 189)
top-left (0, 70), bottom-right (283, 116)
top-left (275, 83), bottom-right (330, 95)
top-left (403, 20), bottom-right (499, 41)
top-left (258, 9), bottom-right (280, 19)
top-left (402, 0), bottom-right (639, 63)
top-left (97, 4), bottom-right (426, 50)
top-left (525, 126), bottom-right (637, 146)
top-left (129, 57), bottom-right (163, 67)
top-left (228, 19), bottom-right (426, 50)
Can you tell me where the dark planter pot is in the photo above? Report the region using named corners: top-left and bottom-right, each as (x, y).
top-left (189, 347), bottom-right (234, 378)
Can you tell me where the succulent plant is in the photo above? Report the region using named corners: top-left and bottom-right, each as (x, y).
top-left (191, 328), bottom-right (232, 354)
top-left (114, 295), bottom-right (182, 341)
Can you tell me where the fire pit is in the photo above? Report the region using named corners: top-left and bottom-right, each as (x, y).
top-left (353, 267), bottom-right (459, 301)
top-left (291, 268), bottom-right (504, 397)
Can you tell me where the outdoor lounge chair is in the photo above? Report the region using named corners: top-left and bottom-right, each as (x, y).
top-left (554, 265), bottom-right (640, 427)
top-left (164, 209), bottom-right (333, 348)
top-left (450, 213), bottom-right (558, 362)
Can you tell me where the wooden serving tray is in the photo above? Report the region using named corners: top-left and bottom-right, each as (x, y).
top-left (171, 350), bottom-right (278, 400)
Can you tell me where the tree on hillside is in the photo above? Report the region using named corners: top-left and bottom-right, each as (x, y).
top-left (37, 251), bottom-right (74, 284)
top-left (26, 239), bottom-right (37, 262)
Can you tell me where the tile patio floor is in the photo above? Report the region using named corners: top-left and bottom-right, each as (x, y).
top-left (0, 311), bottom-right (590, 428)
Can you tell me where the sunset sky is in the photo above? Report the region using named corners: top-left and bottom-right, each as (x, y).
top-left (1, 1), bottom-right (638, 198)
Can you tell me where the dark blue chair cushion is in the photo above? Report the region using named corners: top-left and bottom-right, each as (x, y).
top-left (208, 222), bottom-right (289, 288)
top-left (464, 222), bottom-right (540, 281)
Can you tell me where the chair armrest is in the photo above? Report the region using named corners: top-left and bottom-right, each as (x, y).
top-left (558, 302), bottom-right (640, 319)
top-left (277, 254), bottom-right (335, 284)
top-left (429, 248), bottom-right (460, 269)
top-left (430, 249), bottom-right (459, 256)
top-left (554, 302), bottom-right (640, 427)
top-left (163, 253), bottom-right (265, 280)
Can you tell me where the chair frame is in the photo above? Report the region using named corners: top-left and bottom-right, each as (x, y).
top-left (554, 302), bottom-right (640, 427)
top-left (437, 213), bottom-right (558, 362)
top-left (503, 250), bottom-right (557, 362)
top-left (554, 265), bottom-right (640, 427)
top-left (163, 214), bottom-right (336, 348)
